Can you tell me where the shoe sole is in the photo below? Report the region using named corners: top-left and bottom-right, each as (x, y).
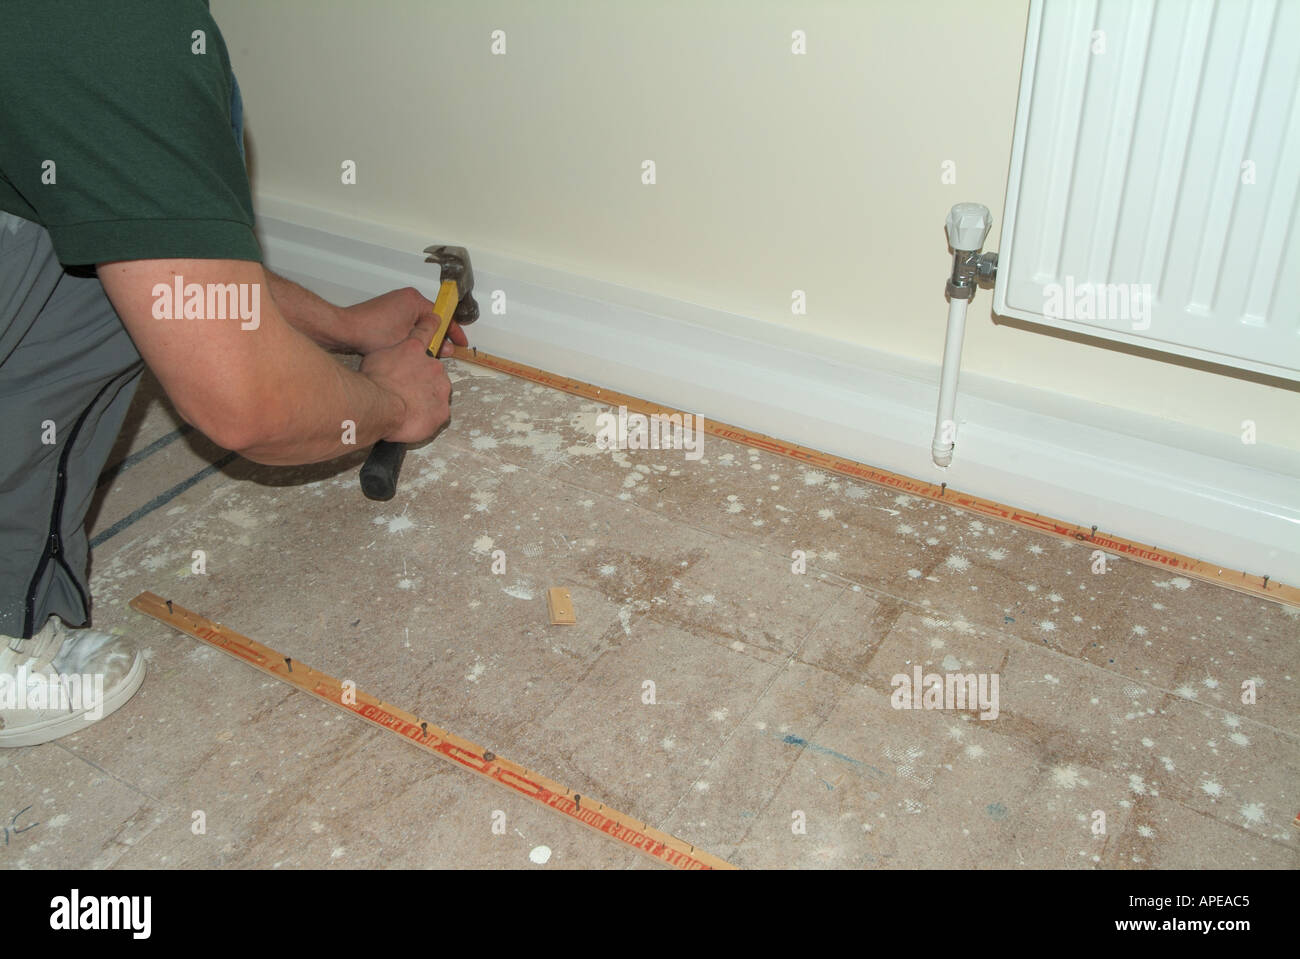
top-left (0, 652), bottom-right (146, 748)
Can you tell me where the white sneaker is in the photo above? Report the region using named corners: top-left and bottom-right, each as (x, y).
top-left (0, 617), bottom-right (145, 747)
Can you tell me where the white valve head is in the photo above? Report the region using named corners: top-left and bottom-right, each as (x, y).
top-left (946, 202), bottom-right (992, 252)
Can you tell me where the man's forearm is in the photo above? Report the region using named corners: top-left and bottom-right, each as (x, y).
top-left (100, 259), bottom-right (408, 465)
top-left (233, 352), bottom-right (407, 466)
top-left (265, 270), bottom-right (353, 351)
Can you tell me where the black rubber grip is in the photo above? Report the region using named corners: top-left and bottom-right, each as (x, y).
top-left (360, 440), bottom-right (406, 501)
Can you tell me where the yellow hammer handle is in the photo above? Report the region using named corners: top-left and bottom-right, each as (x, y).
top-left (426, 279), bottom-right (460, 357)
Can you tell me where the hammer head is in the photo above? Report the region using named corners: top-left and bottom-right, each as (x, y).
top-left (424, 244), bottom-right (479, 325)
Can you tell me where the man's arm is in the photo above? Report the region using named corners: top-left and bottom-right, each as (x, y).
top-left (265, 272), bottom-right (470, 356)
top-left (98, 259), bottom-right (451, 466)
top-left (263, 271), bottom-right (351, 351)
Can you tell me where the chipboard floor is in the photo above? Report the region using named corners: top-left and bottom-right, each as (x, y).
top-left (2, 358), bottom-right (1296, 869)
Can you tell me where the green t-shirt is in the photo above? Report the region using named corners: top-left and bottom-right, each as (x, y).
top-left (0, 0), bottom-right (261, 266)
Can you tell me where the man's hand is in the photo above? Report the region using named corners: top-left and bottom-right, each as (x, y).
top-left (342, 286), bottom-right (470, 356)
top-left (263, 274), bottom-right (470, 356)
top-left (359, 313), bottom-right (454, 444)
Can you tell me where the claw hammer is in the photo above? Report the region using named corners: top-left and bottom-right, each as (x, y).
top-left (359, 245), bottom-right (479, 501)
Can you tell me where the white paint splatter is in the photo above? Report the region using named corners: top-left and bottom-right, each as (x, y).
top-left (220, 509), bottom-right (260, 530)
top-left (529, 845), bottom-right (552, 864)
top-left (1239, 802), bottom-right (1265, 825)
top-left (1052, 765), bottom-right (1085, 789)
top-left (374, 514), bottom-right (414, 534)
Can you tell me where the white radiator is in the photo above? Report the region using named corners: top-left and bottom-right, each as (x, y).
top-left (993, 0), bottom-right (1300, 380)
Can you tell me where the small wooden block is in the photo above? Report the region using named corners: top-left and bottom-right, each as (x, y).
top-left (547, 587), bottom-right (576, 625)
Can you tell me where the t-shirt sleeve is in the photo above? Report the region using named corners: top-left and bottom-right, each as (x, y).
top-left (0, 0), bottom-right (261, 266)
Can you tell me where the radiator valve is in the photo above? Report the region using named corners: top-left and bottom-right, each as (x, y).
top-left (945, 202), bottom-right (997, 299)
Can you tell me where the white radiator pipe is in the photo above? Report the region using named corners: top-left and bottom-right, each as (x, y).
top-left (933, 202), bottom-right (993, 468)
top-left (931, 296), bottom-right (968, 467)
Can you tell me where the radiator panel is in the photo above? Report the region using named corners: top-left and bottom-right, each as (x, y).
top-left (994, 0), bottom-right (1300, 380)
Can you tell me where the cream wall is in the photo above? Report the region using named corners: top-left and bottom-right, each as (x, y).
top-left (213, 0), bottom-right (1299, 449)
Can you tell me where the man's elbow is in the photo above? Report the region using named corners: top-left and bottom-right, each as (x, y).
top-left (209, 421), bottom-right (283, 463)
top-left (182, 395), bottom-right (295, 463)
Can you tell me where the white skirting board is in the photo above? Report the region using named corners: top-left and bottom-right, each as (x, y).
top-left (255, 196), bottom-right (1300, 589)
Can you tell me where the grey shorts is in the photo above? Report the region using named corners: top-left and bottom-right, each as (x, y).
top-left (0, 213), bottom-right (144, 639)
